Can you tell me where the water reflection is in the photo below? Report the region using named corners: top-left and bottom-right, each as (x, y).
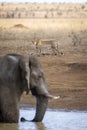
top-left (19, 108), bottom-right (87, 130)
top-left (0, 109), bottom-right (87, 130)
top-left (35, 122), bottom-right (46, 130)
top-left (0, 124), bottom-right (18, 130)
top-left (19, 120), bottom-right (47, 130)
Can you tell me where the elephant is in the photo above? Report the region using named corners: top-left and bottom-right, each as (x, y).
top-left (0, 54), bottom-right (59, 123)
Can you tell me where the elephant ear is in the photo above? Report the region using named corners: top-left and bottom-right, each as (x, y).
top-left (19, 57), bottom-right (30, 94)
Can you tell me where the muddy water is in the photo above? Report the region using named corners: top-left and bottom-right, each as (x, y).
top-left (0, 108), bottom-right (87, 130)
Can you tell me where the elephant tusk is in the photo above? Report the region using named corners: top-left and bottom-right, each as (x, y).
top-left (52, 96), bottom-right (60, 99)
top-left (46, 94), bottom-right (60, 99)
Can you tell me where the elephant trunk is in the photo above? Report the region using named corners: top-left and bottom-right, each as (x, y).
top-left (32, 95), bottom-right (48, 122)
top-left (20, 93), bottom-right (59, 122)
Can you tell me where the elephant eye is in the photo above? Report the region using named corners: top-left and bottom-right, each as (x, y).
top-left (38, 72), bottom-right (44, 79)
top-left (38, 74), bottom-right (42, 78)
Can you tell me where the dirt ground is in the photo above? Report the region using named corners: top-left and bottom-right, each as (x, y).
top-left (20, 54), bottom-right (87, 110)
top-left (0, 18), bottom-right (87, 110)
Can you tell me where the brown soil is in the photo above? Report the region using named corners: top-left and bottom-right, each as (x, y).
top-left (20, 55), bottom-right (87, 110)
top-left (13, 24), bottom-right (29, 29)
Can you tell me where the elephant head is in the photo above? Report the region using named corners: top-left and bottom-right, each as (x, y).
top-left (29, 56), bottom-right (53, 122)
top-left (24, 56), bottom-right (59, 122)
top-left (0, 54), bottom-right (59, 123)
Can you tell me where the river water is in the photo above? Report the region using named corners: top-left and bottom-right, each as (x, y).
top-left (0, 108), bottom-right (87, 130)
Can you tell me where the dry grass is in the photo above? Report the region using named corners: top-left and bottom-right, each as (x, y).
top-left (0, 18), bottom-right (87, 31)
top-left (0, 18), bottom-right (87, 56)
